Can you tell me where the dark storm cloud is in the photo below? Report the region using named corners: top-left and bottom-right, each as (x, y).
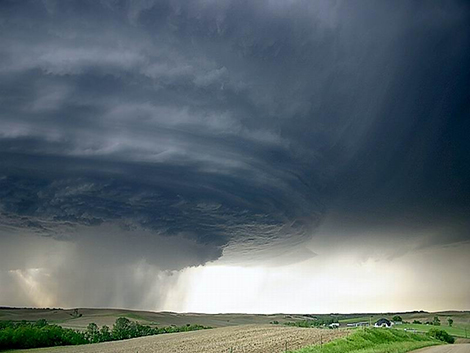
top-left (0, 0), bottom-right (469, 274)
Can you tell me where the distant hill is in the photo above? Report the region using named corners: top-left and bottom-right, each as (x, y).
top-left (1, 307), bottom-right (468, 332)
top-left (0, 307), bottom-right (309, 330)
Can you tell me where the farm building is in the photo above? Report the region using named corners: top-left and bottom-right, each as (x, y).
top-left (374, 318), bottom-right (393, 328)
top-left (329, 323), bottom-right (340, 329)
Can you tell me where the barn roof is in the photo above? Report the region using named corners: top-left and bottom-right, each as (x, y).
top-left (375, 318), bottom-right (391, 325)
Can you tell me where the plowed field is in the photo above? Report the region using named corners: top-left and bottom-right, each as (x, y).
top-left (15, 325), bottom-right (348, 353)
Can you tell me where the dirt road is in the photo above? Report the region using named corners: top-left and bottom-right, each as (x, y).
top-left (412, 345), bottom-right (470, 353)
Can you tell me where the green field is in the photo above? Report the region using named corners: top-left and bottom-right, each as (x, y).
top-left (290, 328), bottom-right (443, 353)
top-left (393, 323), bottom-right (469, 338)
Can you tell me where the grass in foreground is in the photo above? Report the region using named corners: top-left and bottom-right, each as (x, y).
top-left (290, 328), bottom-right (444, 353)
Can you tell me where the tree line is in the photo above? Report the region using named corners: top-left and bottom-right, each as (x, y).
top-left (0, 317), bottom-right (211, 350)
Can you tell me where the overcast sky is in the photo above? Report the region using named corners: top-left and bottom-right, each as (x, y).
top-left (0, 0), bottom-right (469, 313)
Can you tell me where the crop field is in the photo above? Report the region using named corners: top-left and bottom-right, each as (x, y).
top-left (13, 325), bottom-right (348, 353)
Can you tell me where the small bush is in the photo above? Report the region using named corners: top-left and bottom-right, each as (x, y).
top-left (427, 328), bottom-right (455, 344)
top-left (70, 309), bottom-right (83, 319)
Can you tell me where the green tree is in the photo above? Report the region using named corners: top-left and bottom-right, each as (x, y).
top-left (86, 323), bottom-right (100, 343)
top-left (427, 328), bottom-right (455, 343)
top-left (112, 317), bottom-right (132, 340)
top-left (432, 316), bottom-right (441, 326)
top-left (447, 318), bottom-right (454, 327)
top-left (392, 316), bottom-right (402, 322)
top-left (70, 309), bottom-right (82, 319)
top-left (100, 325), bottom-right (112, 342)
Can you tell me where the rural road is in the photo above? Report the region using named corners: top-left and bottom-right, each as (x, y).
top-left (412, 345), bottom-right (470, 353)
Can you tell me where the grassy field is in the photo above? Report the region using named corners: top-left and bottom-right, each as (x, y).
top-left (393, 323), bottom-right (469, 338)
top-left (290, 328), bottom-right (443, 353)
top-left (11, 325), bottom-right (348, 353)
